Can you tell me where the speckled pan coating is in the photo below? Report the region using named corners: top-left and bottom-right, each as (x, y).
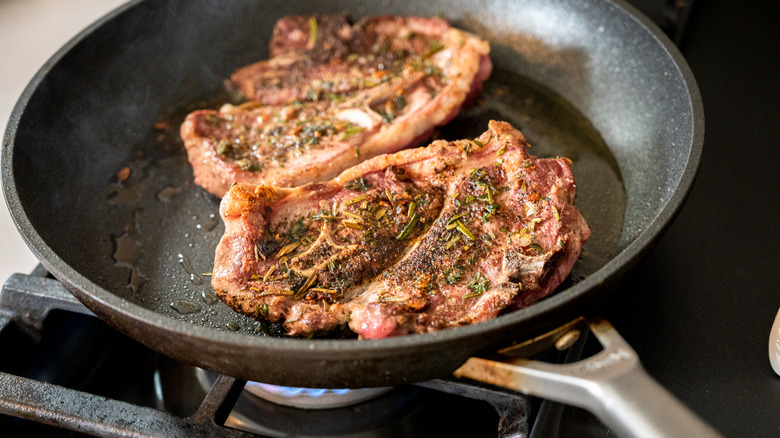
top-left (2, 0), bottom-right (702, 387)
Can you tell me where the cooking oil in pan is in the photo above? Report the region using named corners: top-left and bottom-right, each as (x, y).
top-left (100, 68), bottom-right (625, 335)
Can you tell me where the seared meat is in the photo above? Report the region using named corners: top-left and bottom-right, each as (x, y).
top-left (181, 14), bottom-right (492, 197)
top-left (212, 121), bottom-right (591, 338)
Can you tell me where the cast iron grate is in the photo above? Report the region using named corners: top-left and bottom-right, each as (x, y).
top-left (0, 268), bottom-right (531, 438)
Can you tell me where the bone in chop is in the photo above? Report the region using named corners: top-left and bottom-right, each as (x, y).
top-left (211, 121), bottom-right (591, 339)
top-left (181, 14), bottom-right (492, 197)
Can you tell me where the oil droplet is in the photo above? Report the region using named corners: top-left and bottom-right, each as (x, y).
top-left (201, 289), bottom-right (219, 305)
top-left (112, 220), bottom-right (148, 293)
top-left (127, 267), bottom-right (149, 294)
top-left (107, 186), bottom-right (141, 205)
top-left (203, 214), bottom-right (220, 231)
top-left (178, 253), bottom-right (203, 285)
top-left (113, 229), bottom-right (140, 270)
top-left (226, 322), bottom-right (240, 331)
top-left (156, 186), bottom-right (181, 202)
top-left (170, 299), bottom-right (201, 314)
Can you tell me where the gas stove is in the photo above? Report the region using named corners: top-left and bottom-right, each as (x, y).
top-left (0, 268), bottom-right (543, 437)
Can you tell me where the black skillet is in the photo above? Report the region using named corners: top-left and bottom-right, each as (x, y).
top-left (2, 0), bottom-right (714, 435)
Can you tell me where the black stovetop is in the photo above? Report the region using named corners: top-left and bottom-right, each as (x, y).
top-left (593, 0), bottom-right (780, 437)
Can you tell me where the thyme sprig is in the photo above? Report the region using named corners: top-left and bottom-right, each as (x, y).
top-left (464, 271), bottom-right (489, 299)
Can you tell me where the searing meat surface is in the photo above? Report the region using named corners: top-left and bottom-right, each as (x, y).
top-left (212, 121), bottom-right (591, 339)
top-left (181, 14), bottom-right (492, 197)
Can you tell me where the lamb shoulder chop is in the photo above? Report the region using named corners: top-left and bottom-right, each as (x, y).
top-left (181, 14), bottom-right (492, 197)
top-left (211, 121), bottom-right (591, 339)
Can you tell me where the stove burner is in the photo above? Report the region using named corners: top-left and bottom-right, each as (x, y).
top-left (243, 382), bottom-right (392, 409)
top-left (193, 367), bottom-right (392, 410)
top-left (2, 271), bottom-right (526, 437)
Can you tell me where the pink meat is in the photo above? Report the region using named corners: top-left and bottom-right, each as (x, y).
top-left (181, 14), bottom-right (492, 197)
top-left (211, 121), bottom-right (591, 339)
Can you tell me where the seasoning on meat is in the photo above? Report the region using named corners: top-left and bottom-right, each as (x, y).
top-left (211, 121), bottom-right (591, 339)
top-left (181, 14), bottom-right (492, 197)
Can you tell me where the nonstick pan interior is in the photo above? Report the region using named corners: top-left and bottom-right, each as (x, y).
top-left (3, 0), bottom-right (701, 386)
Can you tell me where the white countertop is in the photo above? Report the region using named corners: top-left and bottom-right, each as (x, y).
top-left (0, 0), bottom-right (127, 281)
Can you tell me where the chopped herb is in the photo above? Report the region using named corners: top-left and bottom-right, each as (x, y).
top-left (312, 205), bottom-right (339, 222)
top-left (464, 272), bottom-right (489, 298)
top-left (263, 265), bottom-right (276, 282)
top-left (327, 260), bottom-right (336, 272)
top-left (255, 289), bottom-right (295, 297)
top-left (407, 201), bottom-right (417, 219)
top-left (287, 216), bottom-right (310, 243)
top-left (552, 205), bottom-right (561, 221)
top-left (259, 303), bottom-right (269, 316)
top-left (343, 220), bottom-right (363, 230)
top-left (294, 272), bottom-right (318, 299)
top-left (426, 40), bottom-right (445, 57)
top-left (307, 88), bottom-right (321, 101)
top-left (455, 220), bottom-right (475, 241)
top-left (393, 93), bottom-right (407, 111)
top-left (343, 211), bottom-right (362, 221)
top-left (473, 139), bottom-right (484, 148)
top-left (482, 202), bottom-right (500, 222)
top-left (216, 141), bottom-right (234, 156)
top-left (528, 243), bottom-right (543, 254)
top-left (276, 242), bottom-right (300, 259)
top-left (396, 213), bottom-right (419, 240)
top-left (237, 158), bottom-right (261, 172)
top-left (343, 194), bottom-right (367, 206)
top-left (424, 63), bottom-right (441, 76)
top-left (444, 267), bottom-right (463, 284)
top-left (308, 17), bottom-right (318, 46)
top-left (206, 114), bottom-right (224, 126)
top-left (527, 218), bottom-right (542, 233)
top-left (445, 234), bottom-right (461, 250)
top-left (385, 189), bottom-right (396, 208)
top-left (344, 176), bottom-right (372, 191)
top-left (258, 321), bottom-right (270, 335)
top-left (378, 93), bottom-right (409, 123)
top-left (467, 251), bottom-right (479, 266)
top-left (446, 214), bottom-right (464, 226)
top-left (340, 125), bottom-right (366, 140)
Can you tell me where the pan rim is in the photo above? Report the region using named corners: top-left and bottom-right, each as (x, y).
top-left (1, 0), bottom-right (703, 360)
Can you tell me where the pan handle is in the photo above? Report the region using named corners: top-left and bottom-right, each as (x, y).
top-left (454, 317), bottom-right (722, 438)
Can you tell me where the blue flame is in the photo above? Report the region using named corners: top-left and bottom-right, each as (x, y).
top-left (256, 383), bottom-right (352, 398)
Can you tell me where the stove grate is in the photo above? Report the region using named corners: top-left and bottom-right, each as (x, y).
top-left (0, 269), bottom-right (530, 438)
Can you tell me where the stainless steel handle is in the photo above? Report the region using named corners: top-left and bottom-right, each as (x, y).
top-left (455, 317), bottom-right (723, 438)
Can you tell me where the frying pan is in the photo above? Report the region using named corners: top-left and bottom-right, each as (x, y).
top-left (2, 0), bottom-right (711, 435)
